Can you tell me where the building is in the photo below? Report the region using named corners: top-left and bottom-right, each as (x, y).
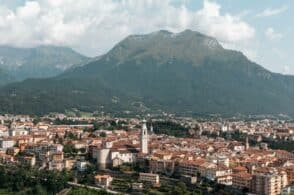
top-left (139, 172), bottom-right (160, 186)
top-left (204, 166), bottom-right (232, 185)
top-left (6, 147), bottom-right (20, 156)
top-left (110, 150), bottom-right (137, 166)
top-left (285, 166), bottom-right (294, 185)
top-left (50, 152), bottom-right (64, 161)
top-left (252, 171), bottom-right (288, 195)
top-left (281, 186), bottom-right (294, 195)
top-left (64, 159), bottom-right (76, 170)
top-left (76, 160), bottom-right (88, 172)
top-left (94, 174), bottom-right (113, 188)
top-left (178, 159), bottom-right (204, 176)
top-left (0, 138), bottom-right (14, 149)
top-left (181, 175), bottom-right (197, 184)
top-left (132, 182), bottom-right (143, 191)
top-left (48, 160), bottom-right (64, 171)
top-left (18, 155), bottom-right (36, 167)
top-left (95, 146), bottom-right (111, 169)
top-left (140, 120), bottom-right (148, 154)
top-left (95, 143), bottom-right (139, 169)
top-left (232, 172), bottom-right (252, 189)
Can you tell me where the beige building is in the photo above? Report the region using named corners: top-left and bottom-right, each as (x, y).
top-left (203, 166), bottom-right (232, 185)
top-left (232, 172), bottom-right (252, 189)
top-left (64, 159), bottom-right (76, 170)
top-left (94, 174), bottom-right (113, 188)
top-left (139, 172), bottom-right (160, 186)
top-left (252, 171), bottom-right (288, 195)
top-left (178, 159), bottom-right (204, 176)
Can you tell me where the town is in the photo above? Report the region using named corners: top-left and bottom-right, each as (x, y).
top-left (0, 114), bottom-right (293, 195)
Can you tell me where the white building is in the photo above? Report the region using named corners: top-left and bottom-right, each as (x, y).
top-left (95, 147), bottom-right (138, 169)
top-left (0, 139), bottom-right (14, 149)
top-left (9, 128), bottom-right (28, 137)
top-left (76, 161), bottom-right (88, 172)
top-left (111, 150), bottom-right (137, 166)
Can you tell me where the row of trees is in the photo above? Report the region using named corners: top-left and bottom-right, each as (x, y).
top-left (149, 121), bottom-right (189, 137)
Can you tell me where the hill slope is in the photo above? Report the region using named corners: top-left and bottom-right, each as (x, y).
top-left (0, 68), bottom-right (14, 86)
top-left (1, 30), bottom-right (294, 116)
top-left (0, 45), bottom-right (89, 82)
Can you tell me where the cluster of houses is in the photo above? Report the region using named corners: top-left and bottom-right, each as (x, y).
top-left (0, 115), bottom-right (293, 194)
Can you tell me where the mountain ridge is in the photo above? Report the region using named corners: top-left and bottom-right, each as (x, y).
top-left (0, 45), bottom-right (90, 83)
top-left (1, 30), bottom-right (294, 116)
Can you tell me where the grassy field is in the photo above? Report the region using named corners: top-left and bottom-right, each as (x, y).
top-left (0, 189), bottom-right (12, 195)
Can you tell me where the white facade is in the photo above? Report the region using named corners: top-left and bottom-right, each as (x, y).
top-left (0, 139), bottom-right (14, 149)
top-left (9, 128), bottom-right (28, 137)
top-left (111, 151), bottom-right (136, 164)
top-left (96, 147), bottom-right (137, 169)
top-left (139, 172), bottom-right (160, 185)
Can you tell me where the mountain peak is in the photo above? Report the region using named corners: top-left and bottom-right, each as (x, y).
top-left (126, 29), bottom-right (216, 40)
top-left (151, 29), bottom-right (173, 36)
top-left (108, 29), bottom-right (223, 64)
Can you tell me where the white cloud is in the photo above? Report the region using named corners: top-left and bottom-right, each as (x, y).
top-left (17, 1), bottom-right (40, 19)
top-left (265, 28), bottom-right (283, 41)
top-left (283, 65), bottom-right (290, 74)
top-left (257, 5), bottom-right (288, 17)
top-left (0, 0), bottom-right (255, 57)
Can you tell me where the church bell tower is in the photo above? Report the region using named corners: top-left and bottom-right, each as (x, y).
top-left (140, 119), bottom-right (149, 154)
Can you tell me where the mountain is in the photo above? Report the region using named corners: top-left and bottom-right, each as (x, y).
top-left (0, 45), bottom-right (90, 82)
top-left (1, 30), bottom-right (294, 116)
top-left (0, 68), bottom-right (14, 86)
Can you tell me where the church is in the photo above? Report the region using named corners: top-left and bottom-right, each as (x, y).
top-left (94, 120), bottom-right (150, 169)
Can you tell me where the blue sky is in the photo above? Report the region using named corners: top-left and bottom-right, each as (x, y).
top-left (0, 0), bottom-right (292, 74)
top-left (181, 0), bottom-right (293, 74)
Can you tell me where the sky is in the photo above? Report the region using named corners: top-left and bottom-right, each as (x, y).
top-left (0, 0), bottom-right (292, 75)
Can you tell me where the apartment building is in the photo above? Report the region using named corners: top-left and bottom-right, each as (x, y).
top-left (139, 172), bottom-right (160, 186)
top-left (232, 172), bottom-right (252, 189)
top-left (252, 171), bottom-right (288, 195)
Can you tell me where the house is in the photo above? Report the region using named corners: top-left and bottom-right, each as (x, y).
top-left (94, 174), bottom-right (113, 188)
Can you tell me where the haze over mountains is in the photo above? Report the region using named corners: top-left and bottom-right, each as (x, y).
top-left (1, 30), bottom-right (294, 116)
top-left (0, 46), bottom-right (89, 85)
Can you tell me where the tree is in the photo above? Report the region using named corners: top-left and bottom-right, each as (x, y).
top-left (33, 117), bottom-right (41, 125)
top-left (33, 184), bottom-right (48, 195)
top-left (63, 142), bottom-right (77, 154)
top-left (169, 182), bottom-right (189, 195)
top-left (100, 132), bottom-right (106, 137)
